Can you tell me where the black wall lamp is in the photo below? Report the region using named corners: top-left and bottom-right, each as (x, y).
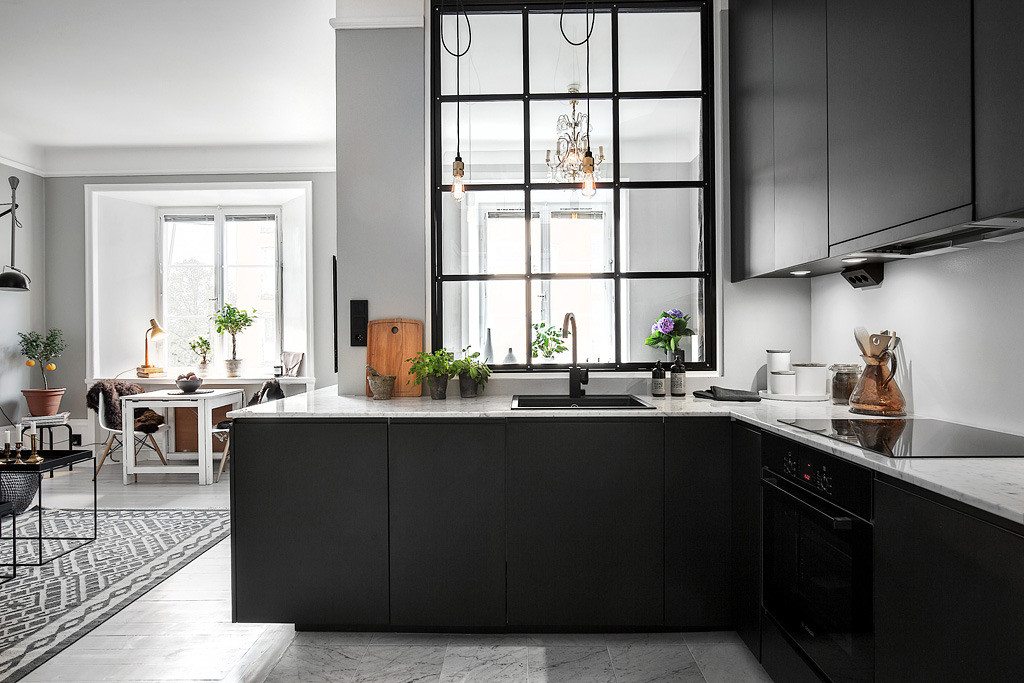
top-left (0, 175), bottom-right (30, 292)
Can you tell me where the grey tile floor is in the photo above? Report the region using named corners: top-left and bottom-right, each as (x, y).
top-left (18, 457), bottom-right (773, 682)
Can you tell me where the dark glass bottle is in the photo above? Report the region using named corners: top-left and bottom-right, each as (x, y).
top-left (651, 361), bottom-right (667, 397)
top-left (670, 351), bottom-right (686, 397)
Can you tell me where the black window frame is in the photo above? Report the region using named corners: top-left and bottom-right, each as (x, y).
top-left (430, 0), bottom-right (717, 372)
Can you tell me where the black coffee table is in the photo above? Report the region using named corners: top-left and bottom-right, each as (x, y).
top-left (0, 449), bottom-right (96, 568)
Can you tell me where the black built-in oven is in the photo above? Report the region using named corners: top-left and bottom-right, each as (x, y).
top-left (761, 434), bottom-right (874, 683)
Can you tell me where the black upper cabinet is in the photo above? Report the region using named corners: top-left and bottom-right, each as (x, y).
top-left (826, 0), bottom-right (972, 249)
top-left (506, 419), bottom-right (665, 628)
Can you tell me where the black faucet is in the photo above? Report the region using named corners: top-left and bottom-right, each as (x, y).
top-left (562, 312), bottom-right (589, 398)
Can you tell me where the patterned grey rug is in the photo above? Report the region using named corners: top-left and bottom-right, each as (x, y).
top-left (0, 508), bottom-right (231, 682)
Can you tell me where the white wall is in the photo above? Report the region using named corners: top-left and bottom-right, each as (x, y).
top-left (811, 240), bottom-right (1024, 435)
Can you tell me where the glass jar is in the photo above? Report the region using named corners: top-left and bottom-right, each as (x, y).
top-left (830, 364), bottom-right (862, 405)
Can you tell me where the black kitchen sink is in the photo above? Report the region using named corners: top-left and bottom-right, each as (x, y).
top-left (511, 394), bottom-right (656, 410)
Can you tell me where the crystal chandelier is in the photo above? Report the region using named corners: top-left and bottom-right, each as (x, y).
top-left (545, 86), bottom-right (605, 184)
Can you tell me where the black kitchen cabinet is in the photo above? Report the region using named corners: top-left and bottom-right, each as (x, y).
top-left (826, 0), bottom-right (972, 249)
top-left (388, 420), bottom-right (506, 629)
top-left (730, 421), bottom-right (762, 658)
top-left (231, 419), bottom-right (389, 627)
top-left (874, 478), bottom-right (1024, 681)
top-left (665, 417), bottom-right (732, 630)
top-left (506, 419), bottom-right (665, 628)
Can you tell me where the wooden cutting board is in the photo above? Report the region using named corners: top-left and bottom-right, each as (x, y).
top-left (366, 318), bottom-right (423, 397)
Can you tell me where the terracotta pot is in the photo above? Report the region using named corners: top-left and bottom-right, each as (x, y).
top-left (224, 359), bottom-right (244, 377)
top-left (425, 374), bottom-right (449, 400)
top-left (22, 388), bottom-right (66, 416)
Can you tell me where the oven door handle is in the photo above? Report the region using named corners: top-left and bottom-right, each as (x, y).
top-left (761, 473), bottom-right (853, 531)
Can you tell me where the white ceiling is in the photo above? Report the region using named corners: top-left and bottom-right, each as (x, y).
top-left (0, 0), bottom-right (336, 168)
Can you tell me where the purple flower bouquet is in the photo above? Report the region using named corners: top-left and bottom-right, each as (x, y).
top-left (644, 309), bottom-right (695, 354)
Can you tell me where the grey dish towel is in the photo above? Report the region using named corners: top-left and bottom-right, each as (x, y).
top-left (693, 386), bottom-right (762, 402)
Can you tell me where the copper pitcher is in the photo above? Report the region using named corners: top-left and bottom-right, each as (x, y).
top-left (849, 348), bottom-right (906, 417)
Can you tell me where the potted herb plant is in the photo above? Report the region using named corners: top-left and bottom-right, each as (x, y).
top-left (189, 336), bottom-right (212, 376)
top-left (213, 303), bottom-right (255, 377)
top-left (531, 321), bottom-right (569, 361)
top-left (645, 308), bottom-right (696, 361)
top-left (18, 328), bottom-right (68, 416)
top-left (407, 348), bottom-right (454, 400)
top-left (452, 347), bottom-right (492, 398)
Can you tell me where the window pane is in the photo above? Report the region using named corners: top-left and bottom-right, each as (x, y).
top-left (619, 98), bottom-right (703, 181)
top-left (227, 313), bottom-right (278, 368)
top-left (621, 278), bottom-right (705, 363)
top-left (530, 98), bottom-right (612, 184)
top-left (440, 12), bottom-right (523, 95)
top-left (529, 11), bottom-right (612, 94)
top-left (225, 215), bottom-right (277, 266)
top-left (530, 189), bottom-right (614, 273)
top-left (441, 190), bottom-right (526, 275)
top-left (166, 266), bottom-right (216, 317)
top-left (532, 279), bottom-right (614, 364)
top-left (224, 265), bottom-right (279, 367)
top-left (163, 216), bottom-right (214, 265)
top-left (441, 101), bottom-right (524, 185)
top-left (619, 11), bottom-right (702, 92)
top-left (442, 280), bottom-right (526, 365)
top-left (621, 188), bottom-right (704, 272)
top-left (166, 316), bottom-right (214, 369)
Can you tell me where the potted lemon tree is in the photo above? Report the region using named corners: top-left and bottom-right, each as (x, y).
top-left (19, 328), bottom-right (68, 416)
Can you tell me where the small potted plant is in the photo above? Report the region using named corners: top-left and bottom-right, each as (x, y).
top-left (18, 328), bottom-right (68, 416)
top-left (451, 347), bottom-right (491, 398)
top-left (213, 303), bottom-right (256, 377)
top-left (645, 308), bottom-right (696, 361)
top-left (407, 348), bottom-right (454, 400)
top-left (531, 322), bottom-right (569, 361)
top-left (189, 336), bottom-right (212, 376)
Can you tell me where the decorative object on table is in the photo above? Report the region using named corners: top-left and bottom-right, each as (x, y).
top-left (18, 328), bottom-right (68, 416)
top-left (793, 362), bottom-right (828, 396)
top-left (281, 351), bottom-right (304, 377)
top-left (86, 380), bottom-right (168, 478)
top-left (407, 348), bottom-right (454, 400)
top-left (273, 364), bottom-right (284, 377)
top-left (483, 327), bottom-right (494, 364)
top-left (2, 431), bottom-right (10, 464)
top-left (645, 308), bottom-right (696, 360)
top-left (768, 370), bottom-right (797, 395)
top-left (502, 347), bottom-right (517, 364)
top-left (669, 351), bottom-right (687, 397)
top-left (212, 303), bottom-right (255, 377)
top-left (24, 424), bottom-right (43, 464)
top-left (365, 365), bottom-right (396, 400)
top-left (0, 175), bottom-right (31, 292)
top-left (136, 318), bottom-right (167, 378)
top-left (452, 347), bottom-right (491, 398)
top-left (174, 372), bottom-right (204, 394)
top-left (188, 336), bottom-right (211, 376)
top-left (366, 319), bottom-right (423, 397)
top-left (766, 349), bottom-right (792, 374)
top-left (693, 386), bottom-right (762, 402)
top-left (531, 321), bottom-right (569, 360)
top-left (849, 328), bottom-right (906, 416)
top-left (830, 364), bottom-right (862, 405)
top-left (0, 509), bottom-right (230, 683)
top-left (651, 360), bottom-right (667, 397)
top-left (757, 389), bottom-right (830, 402)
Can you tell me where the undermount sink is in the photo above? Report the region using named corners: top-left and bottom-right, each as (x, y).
top-left (511, 394), bottom-right (656, 410)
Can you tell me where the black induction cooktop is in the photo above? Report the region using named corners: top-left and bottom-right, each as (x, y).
top-left (778, 417), bottom-right (1024, 458)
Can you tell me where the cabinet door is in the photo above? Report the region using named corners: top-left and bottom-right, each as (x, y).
top-left (231, 419), bottom-right (389, 627)
top-left (730, 422), bottom-right (762, 658)
top-left (827, 0), bottom-right (972, 247)
top-left (875, 479), bottom-right (1024, 681)
top-left (729, 0), bottom-right (777, 280)
top-left (772, 0), bottom-right (828, 269)
top-left (388, 420), bottom-right (506, 629)
top-left (665, 418), bottom-right (732, 629)
top-left (507, 419), bottom-right (665, 628)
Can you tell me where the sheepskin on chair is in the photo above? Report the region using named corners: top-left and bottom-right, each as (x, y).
top-left (86, 380), bottom-right (166, 433)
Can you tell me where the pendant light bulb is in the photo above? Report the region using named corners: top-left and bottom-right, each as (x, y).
top-left (580, 150), bottom-right (597, 198)
top-left (452, 156), bottom-right (466, 202)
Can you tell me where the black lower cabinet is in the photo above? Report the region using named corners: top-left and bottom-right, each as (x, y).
top-left (874, 478), bottom-right (1024, 682)
top-left (388, 420), bottom-right (506, 629)
top-left (230, 419), bottom-right (389, 627)
top-left (761, 613), bottom-right (823, 683)
top-left (731, 422), bottom-right (762, 658)
top-left (506, 419), bottom-right (665, 628)
top-left (665, 417), bottom-right (732, 630)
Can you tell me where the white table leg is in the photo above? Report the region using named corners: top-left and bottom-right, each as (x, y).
top-left (199, 402), bottom-right (213, 485)
top-left (121, 397), bottom-right (133, 486)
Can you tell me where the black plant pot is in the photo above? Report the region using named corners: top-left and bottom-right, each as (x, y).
top-left (459, 373), bottom-right (479, 398)
top-left (426, 374), bottom-right (449, 400)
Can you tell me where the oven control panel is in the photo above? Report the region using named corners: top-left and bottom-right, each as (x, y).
top-left (763, 433), bottom-right (873, 520)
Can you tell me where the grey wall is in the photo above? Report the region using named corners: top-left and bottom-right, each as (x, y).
top-left (0, 162), bottom-right (47, 424)
top-left (45, 171), bottom-right (337, 417)
top-left (811, 241), bottom-right (1024, 434)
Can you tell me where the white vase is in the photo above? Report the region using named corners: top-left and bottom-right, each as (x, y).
top-left (483, 328), bottom-right (494, 365)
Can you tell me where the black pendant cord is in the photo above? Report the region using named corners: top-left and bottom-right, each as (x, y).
top-left (441, 0), bottom-right (472, 159)
top-left (560, 0), bottom-right (596, 153)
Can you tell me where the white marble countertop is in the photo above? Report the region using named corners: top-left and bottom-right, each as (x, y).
top-left (230, 386), bottom-right (1024, 526)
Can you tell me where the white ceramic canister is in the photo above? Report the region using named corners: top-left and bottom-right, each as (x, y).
top-left (793, 363), bottom-right (828, 396)
top-left (766, 349), bottom-right (792, 373)
top-left (769, 370), bottom-right (797, 395)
